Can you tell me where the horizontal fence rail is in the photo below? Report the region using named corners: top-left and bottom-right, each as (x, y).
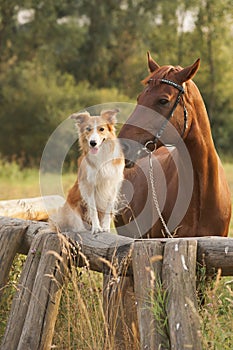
top-left (0, 216), bottom-right (233, 277)
top-left (0, 215), bottom-right (233, 350)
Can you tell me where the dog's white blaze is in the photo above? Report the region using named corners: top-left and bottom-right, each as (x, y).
top-left (88, 120), bottom-right (101, 147)
top-left (86, 163), bottom-right (95, 183)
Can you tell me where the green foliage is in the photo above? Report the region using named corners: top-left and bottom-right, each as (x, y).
top-left (0, 61), bottom-right (75, 162)
top-left (150, 278), bottom-right (170, 348)
top-left (0, 254), bottom-right (26, 338)
top-left (0, 0), bottom-right (232, 158)
top-left (198, 270), bottom-right (233, 350)
top-left (0, 60), bottom-right (130, 164)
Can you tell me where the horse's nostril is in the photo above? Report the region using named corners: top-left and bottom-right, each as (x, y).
top-left (90, 140), bottom-right (97, 148)
top-left (125, 159), bottom-right (134, 168)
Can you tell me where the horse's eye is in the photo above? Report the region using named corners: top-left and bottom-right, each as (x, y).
top-left (99, 127), bottom-right (105, 132)
top-left (159, 99), bottom-right (169, 105)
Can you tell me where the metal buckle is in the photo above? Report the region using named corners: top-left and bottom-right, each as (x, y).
top-left (143, 140), bottom-right (156, 153)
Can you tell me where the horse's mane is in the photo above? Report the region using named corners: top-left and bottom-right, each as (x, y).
top-left (141, 65), bottom-right (182, 86)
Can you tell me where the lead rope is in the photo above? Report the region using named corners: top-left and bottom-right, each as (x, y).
top-left (148, 152), bottom-right (173, 238)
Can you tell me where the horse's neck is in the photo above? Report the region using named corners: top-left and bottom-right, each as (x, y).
top-left (186, 87), bottom-right (220, 196)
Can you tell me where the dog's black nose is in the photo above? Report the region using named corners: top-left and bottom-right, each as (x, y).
top-left (90, 140), bottom-right (97, 148)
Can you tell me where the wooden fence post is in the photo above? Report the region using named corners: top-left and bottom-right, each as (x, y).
top-left (1, 231), bottom-right (69, 350)
top-left (103, 247), bottom-right (139, 350)
top-left (132, 240), bottom-right (169, 350)
top-left (0, 221), bottom-right (27, 298)
top-left (162, 239), bottom-right (202, 350)
top-left (1, 216), bottom-right (233, 350)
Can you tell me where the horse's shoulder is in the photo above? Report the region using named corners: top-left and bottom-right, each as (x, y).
top-left (154, 146), bottom-right (178, 163)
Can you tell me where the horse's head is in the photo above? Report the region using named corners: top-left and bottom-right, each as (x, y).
top-left (119, 52), bottom-right (200, 167)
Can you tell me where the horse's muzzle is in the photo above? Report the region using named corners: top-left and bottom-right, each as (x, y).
top-left (119, 138), bottom-right (147, 168)
top-left (118, 139), bottom-right (133, 168)
top-left (124, 158), bottom-right (135, 168)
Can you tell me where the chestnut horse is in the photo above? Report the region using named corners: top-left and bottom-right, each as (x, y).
top-left (116, 52), bottom-right (231, 238)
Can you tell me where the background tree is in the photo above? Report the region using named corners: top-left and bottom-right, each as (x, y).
top-left (0, 0), bottom-right (232, 163)
top-left (193, 0), bottom-right (233, 151)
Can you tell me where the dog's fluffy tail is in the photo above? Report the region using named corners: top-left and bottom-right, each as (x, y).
top-left (49, 202), bottom-right (86, 233)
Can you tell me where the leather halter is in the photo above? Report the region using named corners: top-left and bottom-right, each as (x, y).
top-left (144, 78), bottom-right (188, 152)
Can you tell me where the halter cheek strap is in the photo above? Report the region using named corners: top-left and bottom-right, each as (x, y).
top-left (143, 78), bottom-right (187, 153)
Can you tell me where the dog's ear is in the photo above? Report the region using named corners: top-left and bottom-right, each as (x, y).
top-left (69, 111), bottom-right (90, 125)
top-left (101, 108), bottom-right (119, 124)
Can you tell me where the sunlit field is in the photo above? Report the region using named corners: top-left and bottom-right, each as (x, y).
top-left (1, 159), bottom-right (232, 236)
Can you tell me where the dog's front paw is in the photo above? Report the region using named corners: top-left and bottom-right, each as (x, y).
top-left (101, 226), bottom-right (111, 233)
top-left (91, 226), bottom-right (102, 235)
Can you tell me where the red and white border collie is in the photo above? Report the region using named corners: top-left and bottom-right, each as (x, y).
top-left (53, 109), bottom-right (124, 234)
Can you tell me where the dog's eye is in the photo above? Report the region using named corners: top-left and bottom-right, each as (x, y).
top-left (86, 126), bottom-right (91, 132)
top-left (99, 127), bottom-right (105, 132)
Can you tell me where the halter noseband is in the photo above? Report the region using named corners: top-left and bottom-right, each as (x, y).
top-left (144, 78), bottom-right (188, 153)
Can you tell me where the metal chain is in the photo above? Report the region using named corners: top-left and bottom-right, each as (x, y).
top-left (148, 152), bottom-right (173, 238)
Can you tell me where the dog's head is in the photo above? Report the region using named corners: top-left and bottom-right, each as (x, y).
top-left (70, 109), bottom-right (119, 155)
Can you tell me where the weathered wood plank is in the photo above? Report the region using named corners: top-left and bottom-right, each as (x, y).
top-left (196, 236), bottom-right (233, 276)
top-left (102, 242), bottom-right (139, 350)
top-left (103, 273), bottom-right (139, 350)
top-left (1, 232), bottom-right (46, 349)
top-left (0, 216), bottom-right (233, 350)
top-left (1, 232), bottom-right (68, 350)
top-left (0, 217), bottom-right (233, 277)
top-left (162, 240), bottom-right (202, 350)
top-left (136, 237), bottom-right (233, 277)
top-left (132, 241), bottom-right (169, 350)
top-left (0, 220), bottom-right (27, 297)
top-left (68, 229), bottom-right (134, 274)
top-left (0, 216), bottom-right (48, 254)
top-left (0, 216), bottom-right (134, 274)
top-left (0, 195), bottom-right (65, 221)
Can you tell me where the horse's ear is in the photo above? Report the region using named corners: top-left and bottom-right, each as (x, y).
top-left (147, 51), bottom-right (160, 73)
top-left (175, 58), bottom-right (201, 83)
top-left (70, 111), bottom-right (90, 124)
top-left (101, 108), bottom-right (119, 124)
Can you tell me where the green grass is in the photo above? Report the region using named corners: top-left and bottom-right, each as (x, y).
top-left (52, 267), bottom-right (107, 350)
top-left (0, 159), bottom-right (232, 349)
top-left (0, 160), bottom-right (40, 199)
top-left (199, 272), bottom-right (233, 349)
top-left (0, 159), bottom-right (76, 200)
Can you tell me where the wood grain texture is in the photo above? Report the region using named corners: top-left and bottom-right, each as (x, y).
top-left (0, 220), bottom-right (27, 297)
top-left (132, 241), bottom-right (168, 350)
top-left (0, 195), bottom-right (65, 221)
top-left (1, 217), bottom-right (233, 277)
top-left (1, 217), bottom-right (233, 350)
top-left (1, 232), bottom-right (68, 350)
top-left (162, 240), bottom-right (202, 350)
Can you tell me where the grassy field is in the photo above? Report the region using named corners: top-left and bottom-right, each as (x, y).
top-left (0, 160), bottom-right (232, 349)
top-left (1, 159), bottom-right (232, 236)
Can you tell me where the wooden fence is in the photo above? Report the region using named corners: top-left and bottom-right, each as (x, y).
top-left (0, 212), bottom-right (233, 349)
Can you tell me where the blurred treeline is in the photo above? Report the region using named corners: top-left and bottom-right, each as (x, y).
top-left (0, 0), bottom-right (233, 166)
